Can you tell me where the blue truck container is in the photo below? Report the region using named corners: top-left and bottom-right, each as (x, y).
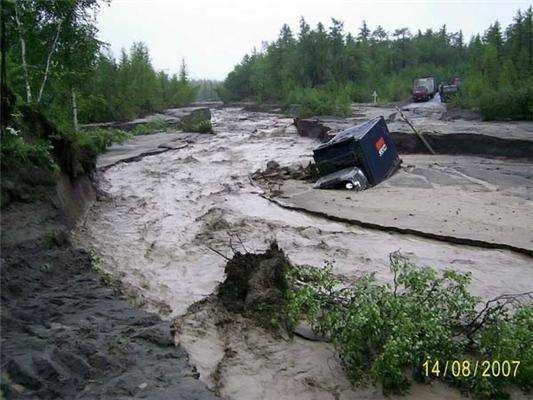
top-left (312, 116), bottom-right (400, 186)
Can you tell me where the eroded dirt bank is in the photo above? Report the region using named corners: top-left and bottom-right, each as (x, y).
top-left (1, 177), bottom-right (216, 399)
top-left (73, 106), bottom-right (533, 399)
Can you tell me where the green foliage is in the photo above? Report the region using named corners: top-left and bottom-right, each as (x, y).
top-left (77, 47), bottom-right (196, 124)
top-left (286, 254), bottom-right (533, 398)
top-left (478, 88), bottom-right (533, 121)
top-left (5, 0), bottom-right (104, 105)
top-left (0, 129), bottom-right (57, 171)
top-left (287, 87), bottom-right (351, 117)
top-left (473, 307), bottom-right (533, 397)
top-left (223, 8), bottom-right (533, 120)
top-left (130, 118), bottom-right (172, 136)
top-left (76, 128), bottom-right (132, 154)
top-left (89, 250), bottom-right (114, 287)
top-left (179, 109), bottom-right (213, 133)
top-left (6, 0), bottom-right (196, 129)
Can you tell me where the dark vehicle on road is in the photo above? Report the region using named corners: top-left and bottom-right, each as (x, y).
top-left (441, 84), bottom-right (458, 102)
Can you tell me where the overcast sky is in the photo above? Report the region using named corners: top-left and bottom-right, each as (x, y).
top-left (96, 0), bottom-right (532, 80)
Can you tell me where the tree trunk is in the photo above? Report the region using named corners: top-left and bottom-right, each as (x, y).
top-left (37, 19), bottom-right (63, 104)
top-left (71, 87), bottom-right (78, 132)
top-left (13, 5), bottom-right (32, 103)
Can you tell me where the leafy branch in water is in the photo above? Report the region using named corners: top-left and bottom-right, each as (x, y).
top-left (286, 253), bottom-right (533, 398)
top-left (77, 128), bottom-right (132, 154)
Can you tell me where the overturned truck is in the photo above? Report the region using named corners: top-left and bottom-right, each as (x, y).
top-left (313, 117), bottom-right (401, 191)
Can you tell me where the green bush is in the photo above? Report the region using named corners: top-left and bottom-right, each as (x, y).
top-left (0, 129), bottom-right (57, 171)
top-left (478, 88), bottom-right (533, 121)
top-left (286, 254), bottom-right (533, 398)
top-left (451, 73), bottom-right (490, 110)
top-left (474, 306), bottom-right (533, 397)
top-left (130, 118), bottom-right (173, 135)
top-left (287, 88), bottom-right (351, 117)
top-left (76, 128), bottom-right (132, 154)
top-left (380, 74), bottom-right (412, 102)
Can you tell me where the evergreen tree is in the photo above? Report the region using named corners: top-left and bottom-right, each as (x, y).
top-left (221, 10), bottom-right (533, 120)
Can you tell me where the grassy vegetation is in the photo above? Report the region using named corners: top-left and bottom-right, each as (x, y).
top-left (453, 87), bottom-right (533, 121)
top-left (286, 254), bottom-right (533, 398)
top-left (1, 106), bottom-right (213, 208)
top-left (130, 118), bottom-right (174, 135)
top-left (286, 87), bottom-right (351, 117)
top-left (76, 128), bottom-right (132, 153)
top-left (128, 113), bottom-right (213, 135)
top-left (89, 250), bottom-right (116, 287)
top-left (1, 99), bottom-right (135, 209)
top-left (0, 130), bottom-right (57, 172)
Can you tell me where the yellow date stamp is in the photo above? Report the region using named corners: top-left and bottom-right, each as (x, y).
top-left (422, 359), bottom-right (521, 379)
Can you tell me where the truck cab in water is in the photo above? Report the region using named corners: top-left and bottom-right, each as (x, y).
top-left (412, 77), bottom-right (436, 101)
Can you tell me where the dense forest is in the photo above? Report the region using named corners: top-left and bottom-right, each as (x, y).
top-left (3, 0), bottom-right (195, 131)
top-left (1, 0), bottom-right (204, 201)
top-left (221, 9), bottom-right (533, 120)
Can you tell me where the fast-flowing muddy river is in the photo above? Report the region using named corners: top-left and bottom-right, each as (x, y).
top-left (73, 107), bottom-right (532, 399)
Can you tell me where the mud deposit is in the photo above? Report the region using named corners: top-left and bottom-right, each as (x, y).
top-left (73, 107), bottom-right (533, 399)
top-left (1, 198), bottom-right (215, 399)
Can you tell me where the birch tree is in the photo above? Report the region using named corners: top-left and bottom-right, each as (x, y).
top-left (13, 2), bottom-right (32, 102)
top-left (36, 17), bottom-right (62, 103)
top-left (7, 0), bottom-right (103, 130)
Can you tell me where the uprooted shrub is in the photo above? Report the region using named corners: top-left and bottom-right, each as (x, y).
top-left (286, 253), bottom-right (533, 398)
top-left (217, 241), bottom-right (290, 329)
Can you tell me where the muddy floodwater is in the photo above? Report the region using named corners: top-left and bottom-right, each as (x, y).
top-left (73, 107), bottom-right (533, 399)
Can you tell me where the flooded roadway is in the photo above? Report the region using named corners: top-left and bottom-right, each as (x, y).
top-left (73, 107), bottom-right (532, 399)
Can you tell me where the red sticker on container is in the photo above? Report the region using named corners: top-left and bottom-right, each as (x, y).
top-left (375, 137), bottom-right (387, 156)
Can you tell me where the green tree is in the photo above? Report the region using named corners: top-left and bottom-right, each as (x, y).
top-left (221, 8), bottom-right (533, 120)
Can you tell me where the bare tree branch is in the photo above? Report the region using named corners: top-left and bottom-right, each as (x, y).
top-left (462, 291), bottom-right (533, 339)
top-left (395, 106), bottom-right (436, 154)
top-left (228, 237), bottom-right (238, 255)
top-left (205, 245), bottom-right (231, 261)
top-left (236, 233), bottom-right (248, 253)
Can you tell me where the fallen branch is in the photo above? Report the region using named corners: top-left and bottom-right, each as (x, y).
top-left (205, 245), bottom-right (231, 261)
top-left (395, 106), bottom-right (436, 155)
top-left (234, 233), bottom-right (248, 253)
top-left (462, 291), bottom-right (533, 339)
